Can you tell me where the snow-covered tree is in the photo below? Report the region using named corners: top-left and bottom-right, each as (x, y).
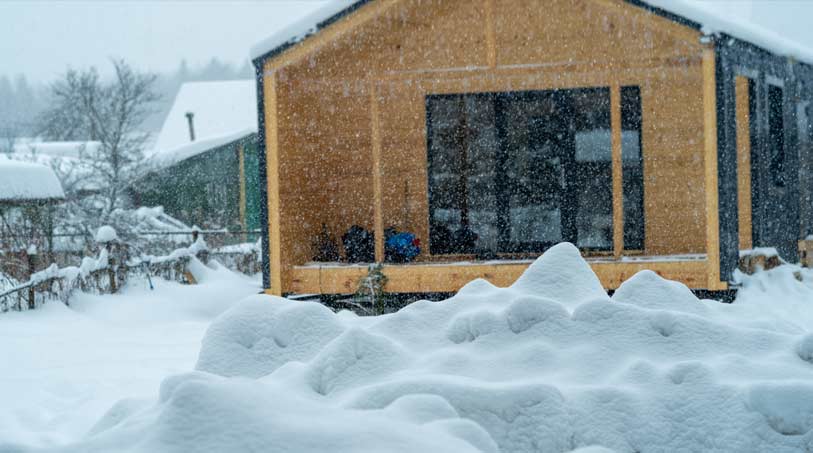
top-left (38, 59), bottom-right (159, 219)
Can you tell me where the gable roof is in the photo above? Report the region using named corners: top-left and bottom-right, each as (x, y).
top-left (153, 80), bottom-right (258, 156)
top-left (250, 0), bottom-right (813, 66)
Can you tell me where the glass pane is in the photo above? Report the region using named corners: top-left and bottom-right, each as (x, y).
top-left (427, 94), bottom-right (498, 255)
top-left (768, 84), bottom-right (785, 186)
top-left (427, 86), bottom-right (615, 255)
top-left (621, 86), bottom-right (645, 250)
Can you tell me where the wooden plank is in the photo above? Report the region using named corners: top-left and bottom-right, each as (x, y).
top-left (263, 63), bottom-right (284, 296)
top-left (611, 83), bottom-right (624, 258)
top-left (735, 75), bottom-right (753, 250)
top-left (370, 81), bottom-right (385, 262)
top-left (484, 0), bottom-right (497, 68)
top-left (289, 258), bottom-right (712, 294)
top-left (701, 46), bottom-right (725, 290)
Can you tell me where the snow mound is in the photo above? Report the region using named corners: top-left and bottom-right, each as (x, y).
top-left (94, 225), bottom-right (118, 243)
top-left (32, 246), bottom-right (813, 452)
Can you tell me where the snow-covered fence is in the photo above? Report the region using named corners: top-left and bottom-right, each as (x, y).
top-left (0, 235), bottom-right (212, 313)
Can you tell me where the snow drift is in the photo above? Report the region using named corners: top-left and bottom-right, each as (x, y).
top-left (11, 243), bottom-right (813, 452)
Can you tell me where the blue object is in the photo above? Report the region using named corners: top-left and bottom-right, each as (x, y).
top-left (385, 232), bottom-right (420, 262)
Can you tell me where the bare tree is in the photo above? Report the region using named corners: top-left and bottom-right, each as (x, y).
top-left (38, 59), bottom-right (159, 218)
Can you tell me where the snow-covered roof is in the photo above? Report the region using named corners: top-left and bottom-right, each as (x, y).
top-left (0, 158), bottom-right (65, 203)
top-left (152, 80), bottom-right (258, 157)
top-left (151, 128), bottom-right (255, 169)
top-left (250, 0), bottom-right (360, 60)
top-left (250, 0), bottom-right (813, 66)
top-left (12, 140), bottom-right (101, 158)
top-left (644, 0), bottom-right (813, 65)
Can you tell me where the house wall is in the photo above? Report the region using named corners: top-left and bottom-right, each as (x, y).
top-left (265, 0), bottom-right (709, 291)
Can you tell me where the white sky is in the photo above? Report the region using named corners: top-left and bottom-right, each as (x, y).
top-left (0, 1), bottom-right (329, 82)
top-left (0, 1), bottom-right (812, 83)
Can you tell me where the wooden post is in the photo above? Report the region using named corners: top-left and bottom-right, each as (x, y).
top-left (370, 80), bottom-right (385, 263)
top-left (610, 83), bottom-right (624, 259)
top-left (106, 242), bottom-right (117, 293)
top-left (27, 248), bottom-right (36, 309)
top-left (264, 64), bottom-right (284, 295)
top-left (702, 44), bottom-right (724, 290)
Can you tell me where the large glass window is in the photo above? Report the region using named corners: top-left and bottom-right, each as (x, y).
top-left (427, 86), bottom-right (644, 256)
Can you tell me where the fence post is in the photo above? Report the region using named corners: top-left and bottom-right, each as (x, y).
top-left (27, 247), bottom-right (37, 310)
top-left (107, 242), bottom-right (117, 293)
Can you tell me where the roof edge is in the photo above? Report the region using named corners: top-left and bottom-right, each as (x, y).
top-left (251, 0), bottom-right (370, 67)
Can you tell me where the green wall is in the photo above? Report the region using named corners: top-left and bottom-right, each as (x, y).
top-left (133, 136), bottom-right (260, 242)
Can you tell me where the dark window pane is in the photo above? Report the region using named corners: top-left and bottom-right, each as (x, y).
top-left (768, 84), bottom-right (785, 186)
top-left (621, 86), bottom-right (645, 250)
top-left (427, 94), bottom-right (498, 254)
top-left (427, 87), bottom-right (616, 255)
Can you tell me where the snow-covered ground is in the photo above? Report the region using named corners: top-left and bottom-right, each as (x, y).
top-left (0, 263), bottom-right (260, 448)
top-left (3, 243), bottom-right (813, 452)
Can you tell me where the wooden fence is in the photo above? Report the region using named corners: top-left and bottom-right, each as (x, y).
top-left (0, 237), bottom-right (261, 313)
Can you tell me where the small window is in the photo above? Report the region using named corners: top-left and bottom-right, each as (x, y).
top-left (768, 84), bottom-right (785, 186)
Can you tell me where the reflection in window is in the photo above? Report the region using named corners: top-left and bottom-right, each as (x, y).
top-left (427, 86), bottom-right (644, 256)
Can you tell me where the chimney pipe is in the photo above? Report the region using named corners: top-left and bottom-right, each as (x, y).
top-left (185, 112), bottom-right (195, 141)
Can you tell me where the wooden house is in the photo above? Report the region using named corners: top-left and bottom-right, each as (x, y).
top-left (132, 81), bottom-right (262, 236)
top-left (251, 0), bottom-right (813, 295)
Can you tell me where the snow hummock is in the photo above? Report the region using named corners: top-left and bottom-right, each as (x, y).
top-left (151, 80), bottom-right (257, 159)
top-left (9, 242), bottom-right (813, 452)
top-left (0, 158), bottom-right (65, 202)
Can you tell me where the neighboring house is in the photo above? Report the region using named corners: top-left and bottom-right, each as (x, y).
top-left (7, 140), bottom-right (102, 198)
top-left (0, 158), bottom-right (65, 264)
top-left (251, 0), bottom-right (813, 296)
top-left (130, 80), bottom-right (261, 235)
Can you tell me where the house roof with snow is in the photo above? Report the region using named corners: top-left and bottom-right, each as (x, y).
top-left (151, 80), bottom-right (258, 167)
top-left (12, 140), bottom-right (101, 159)
top-left (250, 0), bottom-right (813, 66)
top-left (0, 158), bottom-right (65, 205)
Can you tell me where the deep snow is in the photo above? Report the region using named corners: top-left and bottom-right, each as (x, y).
top-left (0, 263), bottom-right (260, 448)
top-left (3, 243), bottom-right (813, 452)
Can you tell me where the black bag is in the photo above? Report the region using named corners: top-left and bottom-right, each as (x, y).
top-left (342, 225), bottom-right (374, 262)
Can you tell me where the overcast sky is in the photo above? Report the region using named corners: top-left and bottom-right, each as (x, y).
top-left (1, 1), bottom-right (813, 84)
top-left (0, 1), bottom-right (329, 83)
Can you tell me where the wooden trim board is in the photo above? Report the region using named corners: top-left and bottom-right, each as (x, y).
top-left (288, 259), bottom-right (712, 294)
top-left (735, 75), bottom-right (753, 250)
top-left (611, 83), bottom-right (624, 258)
top-left (263, 63), bottom-right (283, 295)
top-left (702, 45), bottom-right (726, 291)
